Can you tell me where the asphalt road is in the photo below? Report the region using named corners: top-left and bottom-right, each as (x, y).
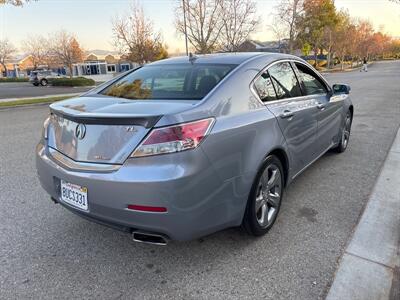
top-left (0, 61), bottom-right (399, 300)
top-left (0, 82), bottom-right (92, 99)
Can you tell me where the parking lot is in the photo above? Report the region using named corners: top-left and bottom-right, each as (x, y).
top-left (0, 61), bottom-right (399, 299)
top-left (0, 82), bottom-right (92, 99)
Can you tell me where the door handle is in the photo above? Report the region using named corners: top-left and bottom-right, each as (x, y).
top-left (317, 103), bottom-right (326, 110)
top-left (280, 110), bottom-right (294, 119)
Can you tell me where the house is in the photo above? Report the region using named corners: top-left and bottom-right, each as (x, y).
top-left (72, 53), bottom-right (138, 77)
top-left (0, 54), bottom-right (66, 78)
top-left (0, 55), bottom-right (35, 78)
top-left (238, 39), bottom-right (290, 53)
top-left (237, 39), bottom-right (306, 57)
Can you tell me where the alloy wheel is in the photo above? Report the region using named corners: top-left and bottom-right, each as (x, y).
top-left (342, 114), bottom-right (352, 149)
top-left (255, 164), bottom-right (282, 228)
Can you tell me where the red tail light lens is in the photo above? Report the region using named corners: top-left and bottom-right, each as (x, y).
top-left (131, 118), bottom-right (214, 157)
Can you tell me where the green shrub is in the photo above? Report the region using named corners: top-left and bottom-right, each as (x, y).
top-left (50, 77), bottom-right (95, 87)
top-left (0, 77), bottom-right (29, 83)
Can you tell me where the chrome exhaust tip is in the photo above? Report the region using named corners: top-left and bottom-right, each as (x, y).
top-left (132, 231), bottom-right (168, 246)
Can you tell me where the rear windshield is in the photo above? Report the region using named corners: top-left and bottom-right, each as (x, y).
top-left (101, 63), bottom-right (237, 100)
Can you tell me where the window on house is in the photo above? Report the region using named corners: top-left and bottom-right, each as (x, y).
top-left (107, 65), bottom-right (116, 73)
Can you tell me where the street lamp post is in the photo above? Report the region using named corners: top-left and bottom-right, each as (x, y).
top-left (182, 0), bottom-right (189, 56)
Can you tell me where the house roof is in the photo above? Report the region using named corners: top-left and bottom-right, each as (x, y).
top-left (85, 53), bottom-right (121, 61)
top-left (5, 54), bottom-right (33, 64)
top-left (247, 39), bottom-right (289, 50)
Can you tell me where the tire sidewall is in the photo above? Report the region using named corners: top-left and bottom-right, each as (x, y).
top-left (243, 155), bottom-right (284, 236)
top-left (339, 111), bottom-right (352, 152)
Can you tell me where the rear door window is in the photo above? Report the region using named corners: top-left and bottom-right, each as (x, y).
top-left (294, 63), bottom-right (328, 95)
top-left (268, 62), bottom-right (302, 99)
top-left (253, 72), bottom-right (277, 102)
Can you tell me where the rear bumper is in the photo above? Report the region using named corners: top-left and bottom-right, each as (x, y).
top-left (36, 142), bottom-right (248, 241)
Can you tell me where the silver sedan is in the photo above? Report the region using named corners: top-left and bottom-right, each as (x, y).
top-left (36, 53), bottom-right (353, 244)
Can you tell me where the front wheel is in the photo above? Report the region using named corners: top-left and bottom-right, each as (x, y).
top-left (242, 155), bottom-right (284, 236)
top-left (333, 111), bottom-right (352, 153)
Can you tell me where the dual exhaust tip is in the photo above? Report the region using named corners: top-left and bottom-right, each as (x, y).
top-left (132, 231), bottom-right (169, 246)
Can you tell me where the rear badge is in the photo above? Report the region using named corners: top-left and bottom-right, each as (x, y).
top-left (75, 123), bottom-right (86, 140)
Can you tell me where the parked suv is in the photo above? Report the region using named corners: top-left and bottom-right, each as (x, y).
top-left (29, 70), bottom-right (64, 86)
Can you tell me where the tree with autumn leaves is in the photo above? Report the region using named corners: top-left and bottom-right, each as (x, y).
top-left (273, 0), bottom-right (399, 69)
top-left (20, 31), bottom-right (84, 77)
top-left (112, 2), bottom-right (168, 65)
top-left (48, 31), bottom-right (84, 78)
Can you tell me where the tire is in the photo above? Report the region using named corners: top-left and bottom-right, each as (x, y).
top-left (33, 83), bottom-right (39, 86)
top-left (242, 155), bottom-right (284, 236)
top-left (40, 79), bottom-right (48, 86)
top-left (333, 110), bottom-right (352, 153)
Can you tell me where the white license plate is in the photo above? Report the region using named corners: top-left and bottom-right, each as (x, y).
top-left (60, 180), bottom-right (88, 211)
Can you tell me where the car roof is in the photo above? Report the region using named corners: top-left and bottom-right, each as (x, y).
top-left (148, 52), bottom-right (295, 66)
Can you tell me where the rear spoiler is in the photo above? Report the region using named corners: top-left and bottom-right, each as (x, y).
top-left (49, 107), bottom-right (161, 128)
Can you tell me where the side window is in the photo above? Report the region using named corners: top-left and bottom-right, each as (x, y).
top-left (295, 63), bottom-right (328, 95)
top-left (268, 62), bottom-right (302, 99)
top-left (253, 72), bottom-right (277, 102)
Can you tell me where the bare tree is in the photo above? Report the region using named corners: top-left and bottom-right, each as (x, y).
top-left (0, 0), bottom-right (36, 6)
top-left (48, 31), bottom-right (84, 77)
top-left (268, 18), bottom-right (287, 45)
top-left (112, 1), bottom-right (167, 64)
top-left (0, 39), bottom-right (16, 77)
top-left (219, 0), bottom-right (260, 52)
top-left (176, 0), bottom-right (224, 54)
top-left (22, 35), bottom-right (49, 70)
top-left (272, 0), bottom-right (304, 54)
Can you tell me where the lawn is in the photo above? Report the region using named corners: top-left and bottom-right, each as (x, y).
top-left (0, 95), bottom-right (73, 108)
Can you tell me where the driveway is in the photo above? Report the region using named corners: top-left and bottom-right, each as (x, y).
top-left (0, 82), bottom-right (93, 99)
top-left (0, 61), bottom-right (399, 299)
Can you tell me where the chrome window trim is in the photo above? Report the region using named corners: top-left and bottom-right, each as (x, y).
top-left (249, 58), bottom-right (331, 106)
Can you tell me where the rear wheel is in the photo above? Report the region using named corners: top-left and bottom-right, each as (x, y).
top-left (40, 79), bottom-right (48, 86)
top-left (333, 111), bottom-right (352, 153)
top-left (243, 155), bottom-right (284, 236)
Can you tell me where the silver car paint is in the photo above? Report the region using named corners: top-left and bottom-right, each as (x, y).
top-left (36, 53), bottom-right (353, 241)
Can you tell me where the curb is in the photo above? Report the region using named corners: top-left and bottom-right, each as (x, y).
top-left (321, 62), bottom-right (373, 75)
top-left (326, 127), bottom-right (400, 300)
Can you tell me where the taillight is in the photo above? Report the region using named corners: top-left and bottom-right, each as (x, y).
top-left (131, 118), bottom-right (214, 157)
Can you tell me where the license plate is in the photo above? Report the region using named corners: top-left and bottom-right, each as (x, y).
top-left (60, 180), bottom-right (88, 211)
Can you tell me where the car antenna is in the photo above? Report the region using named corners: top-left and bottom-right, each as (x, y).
top-left (189, 52), bottom-right (197, 64)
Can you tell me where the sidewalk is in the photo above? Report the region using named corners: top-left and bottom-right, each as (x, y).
top-left (326, 128), bottom-right (400, 300)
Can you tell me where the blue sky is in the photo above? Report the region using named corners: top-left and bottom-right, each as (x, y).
top-left (1, 0), bottom-right (399, 54)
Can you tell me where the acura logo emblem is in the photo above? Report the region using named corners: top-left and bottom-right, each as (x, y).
top-left (75, 123), bottom-right (86, 140)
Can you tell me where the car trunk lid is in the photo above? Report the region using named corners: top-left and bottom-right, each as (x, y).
top-left (47, 96), bottom-right (196, 164)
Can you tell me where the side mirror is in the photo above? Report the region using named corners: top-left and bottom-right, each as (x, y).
top-left (332, 84), bottom-right (351, 95)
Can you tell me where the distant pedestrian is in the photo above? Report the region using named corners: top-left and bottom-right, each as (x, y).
top-left (361, 57), bottom-right (368, 72)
